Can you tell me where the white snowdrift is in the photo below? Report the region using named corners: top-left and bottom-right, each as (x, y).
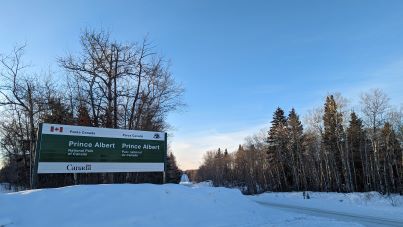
top-left (0, 184), bottom-right (363, 227)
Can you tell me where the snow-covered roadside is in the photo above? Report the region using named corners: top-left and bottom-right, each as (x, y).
top-left (250, 191), bottom-right (403, 221)
top-left (0, 184), bottom-right (363, 227)
top-left (0, 183), bottom-right (17, 193)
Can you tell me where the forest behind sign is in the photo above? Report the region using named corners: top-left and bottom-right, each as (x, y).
top-left (36, 123), bottom-right (167, 173)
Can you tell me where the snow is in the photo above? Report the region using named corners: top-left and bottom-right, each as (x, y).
top-left (194, 180), bottom-right (213, 187)
top-left (251, 191), bottom-right (403, 221)
top-left (179, 173), bottom-right (191, 185)
top-left (0, 184), bottom-right (364, 227)
top-left (0, 183), bottom-right (18, 193)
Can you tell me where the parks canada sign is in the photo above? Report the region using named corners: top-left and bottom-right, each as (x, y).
top-left (36, 123), bottom-right (167, 173)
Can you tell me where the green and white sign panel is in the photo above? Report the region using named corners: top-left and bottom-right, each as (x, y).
top-left (37, 123), bottom-right (167, 173)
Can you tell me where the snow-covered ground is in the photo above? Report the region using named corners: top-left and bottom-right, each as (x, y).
top-left (0, 183), bottom-right (364, 227)
top-left (0, 183), bottom-right (19, 193)
top-left (250, 191), bottom-right (403, 222)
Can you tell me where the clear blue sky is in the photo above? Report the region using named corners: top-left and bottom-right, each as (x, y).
top-left (1, 0), bottom-right (403, 169)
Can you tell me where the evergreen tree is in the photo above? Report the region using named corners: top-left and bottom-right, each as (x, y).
top-left (347, 112), bottom-right (366, 191)
top-left (267, 107), bottom-right (289, 190)
top-left (287, 108), bottom-right (306, 190)
top-left (166, 152), bottom-right (181, 183)
top-left (323, 95), bottom-right (345, 191)
top-left (223, 149), bottom-right (231, 185)
top-left (76, 103), bottom-right (92, 126)
top-left (40, 98), bottom-right (75, 187)
top-left (42, 98), bottom-right (74, 124)
top-left (214, 148), bottom-right (224, 185)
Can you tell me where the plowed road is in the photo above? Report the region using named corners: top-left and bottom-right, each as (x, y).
top-left (256, 201), bottom-right (403, 227)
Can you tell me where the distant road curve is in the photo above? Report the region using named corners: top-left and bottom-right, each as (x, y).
top-left (255, 201), bottom-right (403, 227)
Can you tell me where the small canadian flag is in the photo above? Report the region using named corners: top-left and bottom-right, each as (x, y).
top-left (50, 126), bottom-right (63, 133)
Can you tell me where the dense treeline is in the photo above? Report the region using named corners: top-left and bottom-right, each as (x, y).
top-left (197, 91), bottom-right (402, 195)
top-left (0, 29), bottom-right (183, 189)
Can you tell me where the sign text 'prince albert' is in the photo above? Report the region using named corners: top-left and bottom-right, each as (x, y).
top-left (36, 123), bottom-right (167, 173)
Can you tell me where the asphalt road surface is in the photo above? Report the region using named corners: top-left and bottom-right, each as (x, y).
top-left (256, 201), bottom-right (403, 227)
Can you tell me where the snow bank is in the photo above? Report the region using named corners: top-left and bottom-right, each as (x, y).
top-left (251, 191), bottom-right (403, 221)
top-left (0, 183), bottom-right (10, 193)
top-left (192, 180), bottom-right (213, 187)
top-left (0, 184), bottom-right (363, 227)
top-left (0, 183), bottom-right (19, 193)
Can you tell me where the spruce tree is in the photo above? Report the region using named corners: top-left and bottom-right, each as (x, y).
top-left (287, 108), bottom-right (305, 190)
top-left (76, 103), bottom-right (92, 126)
top-left (223, 148), bottom-right (230, 185)
top-left (165, 152), bottom-right (181, 183)
top-left (214, 148), bottom-right (224, 186)
top-left (323, 95), bottom-right (345, 191)
top-left (42, 98), bottom-right (74, 124)
top-left (267, 107), bottom-right (289, 190)
top-left (347, 112), bottom-right (366, 191)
